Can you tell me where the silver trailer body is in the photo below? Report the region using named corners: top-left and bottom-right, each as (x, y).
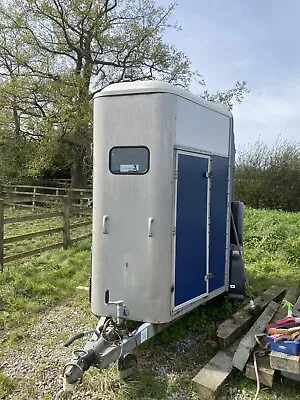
top-left (91, 81), bottom-right (234, 324)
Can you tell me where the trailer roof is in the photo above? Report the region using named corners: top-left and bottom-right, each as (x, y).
top-left (95, 81), bottom-right (232, 118)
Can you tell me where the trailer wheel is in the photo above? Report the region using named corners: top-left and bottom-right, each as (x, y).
top-left (118, 353), bottom-right (138, 380)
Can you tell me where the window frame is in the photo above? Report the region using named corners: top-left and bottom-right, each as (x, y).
top-left (109, 145), bottom-right (150, 175)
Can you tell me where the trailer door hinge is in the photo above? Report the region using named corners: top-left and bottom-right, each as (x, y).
top-left (205, 171), bottom-right (213, 178)
top-left (173, 170), bottom-right (178, 180)
top-left (172, 227), bottom-right (176, 236)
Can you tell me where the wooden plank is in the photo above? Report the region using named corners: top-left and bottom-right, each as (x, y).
top-left (245, 289), bottom-right (300, 386)
top-left (69, 188), bottom-right (92, 193)
top-left (232, 301), bottom-right (279, 371)
top-left (217, 287), bottom-right (286, 349)
top-left (6, 203), bottom-right (50, 210)
top-left (4, 196), bottom-right (60, 206)
top-left (4, 184), bottom-right (66, 191)
top-left (72, 203), bottom-right (92, 208)
top-left (0, 199), bottom-right (4, 271)
top-left (69, 220), bottom-right (92, 230)
top-left (3, 226), bottom-right (63, 244)
top-left (71, 210), bottom-right (93, 216)
top-left (4, 242), bottom-right (64, 263)
top-left (72, 233), bottom-right (92, 242)
top-left (6, 191), bottom-right (64, 200)
top-left (192, 341), bottom-right (239, 399)
top-left (4, 211), bottom-right (61, 224)
top-left (271, 289), bottom-right (300, 322)
top-left (270, 351), bottom-right (300, 374)
top-left (245, 355), bottom-right (275, 387)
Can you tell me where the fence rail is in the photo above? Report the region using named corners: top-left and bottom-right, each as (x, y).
top-left (0, 197), bottom-right (92, 271)
top-left (1, 184), bottom-right (93, 209)
top-left (3, 211), bottom-right (61, 224)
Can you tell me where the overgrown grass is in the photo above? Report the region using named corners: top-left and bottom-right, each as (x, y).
top-left (244, 207), bottom-right (300, 294)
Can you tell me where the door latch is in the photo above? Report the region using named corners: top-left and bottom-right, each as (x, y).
top-left (205, 273), bottom-right (214, 281)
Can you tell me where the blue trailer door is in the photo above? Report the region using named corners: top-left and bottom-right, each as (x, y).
top-left (173, 151), bottom-right (210, 309)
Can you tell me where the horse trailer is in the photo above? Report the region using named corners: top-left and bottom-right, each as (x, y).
top-left (63, 80), bottom-right (245, 389)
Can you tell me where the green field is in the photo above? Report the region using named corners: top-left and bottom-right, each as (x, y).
top-left (0, 206), bottom-right (300, 399)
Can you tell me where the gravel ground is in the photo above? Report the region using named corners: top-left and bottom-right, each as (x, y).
top-left (0, 303), bottom-right (97, 399)
top-left (0, 300), bottom-right (284, 400)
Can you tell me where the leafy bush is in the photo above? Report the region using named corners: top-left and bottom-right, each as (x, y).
top-left (235, 139), bottom-right (300, 211)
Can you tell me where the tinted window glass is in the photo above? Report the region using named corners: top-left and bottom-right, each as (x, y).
top-left (109, 147), bottom-right (150, 175)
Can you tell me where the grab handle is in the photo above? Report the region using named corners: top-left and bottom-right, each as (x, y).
top-left (148, 218), bottom-right (154, 237)
top-left (103, 215), bottom-right (109, 234)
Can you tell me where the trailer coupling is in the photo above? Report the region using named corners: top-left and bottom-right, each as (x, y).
top-left (62, 291), bottom-right (167, 392)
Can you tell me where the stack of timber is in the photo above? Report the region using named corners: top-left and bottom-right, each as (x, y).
top-left (191, 287), bottom-right (300, 399)
top-left (245, 289), bottom-right (300, 387)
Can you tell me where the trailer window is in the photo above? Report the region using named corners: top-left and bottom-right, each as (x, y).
top-left (109, 146), bottom-right (150, 175)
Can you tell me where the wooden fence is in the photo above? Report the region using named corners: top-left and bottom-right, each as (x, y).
top-left (1, 184), bottom-right (93, 209)
top-left (0, 197), bottom-right (92, 271)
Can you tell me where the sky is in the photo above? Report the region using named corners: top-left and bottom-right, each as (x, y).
top-left (156, 0), bottom-right (300, 149)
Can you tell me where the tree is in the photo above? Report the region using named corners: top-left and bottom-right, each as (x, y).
top-left (0, 0), bottom-right (249, 187)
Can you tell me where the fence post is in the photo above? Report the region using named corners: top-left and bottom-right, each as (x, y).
top-left (62, 197), bottom-right (70, 249)
top-left (0, 199), bottom-right (4, 271)
top-left (32, 187), bottom-right (36, 209)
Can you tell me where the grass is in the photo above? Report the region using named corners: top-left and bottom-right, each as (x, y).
top-left (0, 205), bottom-right (299, 399)
top-left (229, 370), bottom-right (300, 400)
top-left (0, 238), bottom-right (91, 340)
top-left (244, 207), bottom-right (300, 293)
top-left (0, 205), bottom-right (91, 337)
top-left (0, 373), bottom-right (18, 399)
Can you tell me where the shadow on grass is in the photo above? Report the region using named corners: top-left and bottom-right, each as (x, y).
top-left (119, 371), bottom-right (170, 400)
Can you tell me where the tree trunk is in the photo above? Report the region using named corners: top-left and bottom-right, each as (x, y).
top-left (71, 147), bottom-right (86, 188)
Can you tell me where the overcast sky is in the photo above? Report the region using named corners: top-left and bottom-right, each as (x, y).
top-left (157, 0), bottom-right (300, 149)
